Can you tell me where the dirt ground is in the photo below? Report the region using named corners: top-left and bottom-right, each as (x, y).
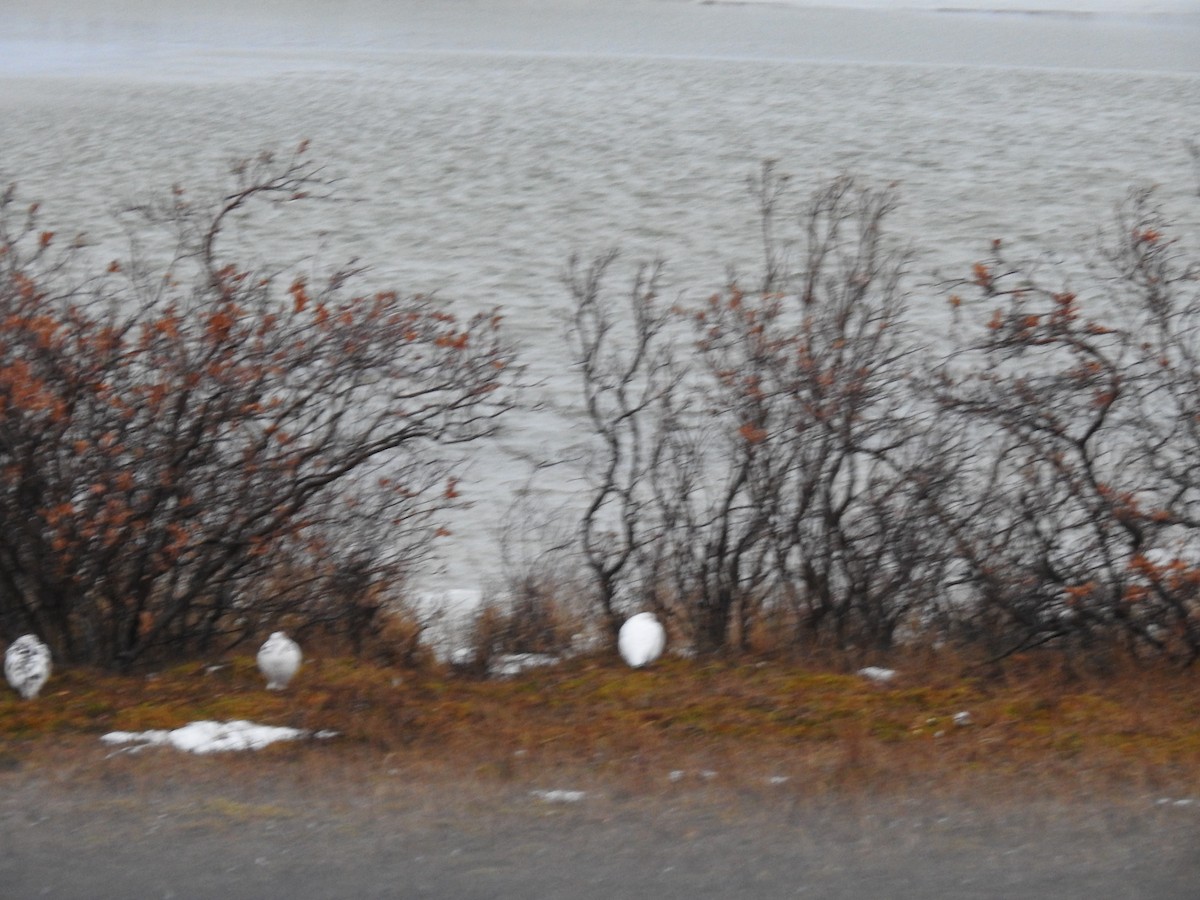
top-left (2, 740), bottom-right (1198, 899)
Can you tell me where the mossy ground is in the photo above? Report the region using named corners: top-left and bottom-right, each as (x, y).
top-left (3, 649), bottom-right (1200, 803)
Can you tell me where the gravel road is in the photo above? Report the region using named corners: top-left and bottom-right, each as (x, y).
top-left (3, 749), bottom-right (1198, 899)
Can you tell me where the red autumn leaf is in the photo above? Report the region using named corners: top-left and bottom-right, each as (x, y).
top-left (739, 422), bottom-right (768, 444)
top-left (289, 278), bottom-right (309, 313)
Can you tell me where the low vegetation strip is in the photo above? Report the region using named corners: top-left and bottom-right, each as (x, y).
top-left (4, 653), bottom-right (1199, 799)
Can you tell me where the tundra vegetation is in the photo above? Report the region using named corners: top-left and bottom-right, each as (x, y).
top-left (2, 145), bottom-right (1200, 791)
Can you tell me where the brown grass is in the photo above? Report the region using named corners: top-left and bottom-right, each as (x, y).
top-left (3, 648), bottom-right (1200, 806)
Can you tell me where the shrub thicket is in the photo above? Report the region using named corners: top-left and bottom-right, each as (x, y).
top-left (4, 145), bottom-right (1196, 671)
top-left (0, 146), bottom-right (517, 669)
top-left (562, 161), bottom-right (1200, 664)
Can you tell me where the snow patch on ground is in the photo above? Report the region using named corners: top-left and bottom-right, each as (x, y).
top-left (488, 653), bottom-right (563, 677)
top-left (668, 769), bottom-right (719, 782)
top-left (858, 666), bottom-right (898, 684)
top-left (101, 720), bottom-right (336, 755)
top-left (531, 789), bottom-right (587, 803)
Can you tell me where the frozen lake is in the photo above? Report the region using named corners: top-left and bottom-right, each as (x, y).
top-left (2, 0), bottom-right (1198, 594)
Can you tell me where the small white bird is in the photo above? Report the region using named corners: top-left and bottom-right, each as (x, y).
top-left (5, 634), bottom-right (52, 700)
top-left (618, 612), bottom-right (666, 668)
top-left (257, 632), bottom-right (302, 690)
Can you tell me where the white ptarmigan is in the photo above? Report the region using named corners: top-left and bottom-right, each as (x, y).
top-left (256, 632), bottom-right (302, 690)
top-left (5, 634), bottom-right (52, 700)
top-left (617, 612), bottom-right (666, 668)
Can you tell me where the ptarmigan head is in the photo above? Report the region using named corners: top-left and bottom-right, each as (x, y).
top-left (5, 634), bottom-right (52, 700)
top-left (257, 631), bottom-right (302, 690)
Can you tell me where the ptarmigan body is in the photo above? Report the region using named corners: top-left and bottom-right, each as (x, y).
top-left (257, 632), bottom-right (302, 690)
top-left (5, 634), bottom-right (52, 700)
top-left (618, 612), bottom-right (666, 668)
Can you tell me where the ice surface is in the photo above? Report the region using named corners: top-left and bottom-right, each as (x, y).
top-left (1, 0), bottom-right (1196, 81)
top-left (743, 0), bottom-right (1196, 11)
top-left (0, 0), bottom-right (1195, 598)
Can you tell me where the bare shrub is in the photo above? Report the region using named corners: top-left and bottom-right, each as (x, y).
top-left (0, 145), bottom-right (518, 669)
top-left (934, 186), bottom-right (1200, 663)
top-left (564, 251), bottom-right (682, 641)
top-left (562, 167), bottom-right (959, 655)
top-left (690, 171), bottom-right (954, 653)
top-left (458, 583), bottom-right (589, 678)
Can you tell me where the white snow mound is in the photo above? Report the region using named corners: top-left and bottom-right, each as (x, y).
top-left (858, 666), bottom-right (898, 684)
top-left (101, 719), bottom-right (324, 754)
